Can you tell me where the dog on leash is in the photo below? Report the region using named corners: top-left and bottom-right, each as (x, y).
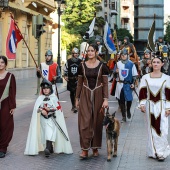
top-left (103, 109), bottom-right (120, 162)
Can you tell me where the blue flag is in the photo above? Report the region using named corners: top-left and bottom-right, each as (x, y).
top-left (103, 22), bottom-right (117, 54)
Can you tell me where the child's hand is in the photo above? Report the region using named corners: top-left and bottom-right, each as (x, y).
top-left (41, 110), bottom-right (48, 116)
top-left (44, 107), bottom-right (50, 112)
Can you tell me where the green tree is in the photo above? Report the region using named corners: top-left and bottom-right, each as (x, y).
top-left (61, 0), bottom-right (102, 53)
top-left (116, 28), bottom-right (133, 43)
top-left (164, 16), bottom-right (170, 43)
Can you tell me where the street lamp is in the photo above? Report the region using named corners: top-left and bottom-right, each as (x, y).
top-left (54, 0), bottom-right (66, 83)
top-left (0, 0), bottom-right (9, 8)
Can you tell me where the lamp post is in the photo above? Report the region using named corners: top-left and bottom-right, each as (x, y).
top-left (54, 0), bottom-right (65, 83)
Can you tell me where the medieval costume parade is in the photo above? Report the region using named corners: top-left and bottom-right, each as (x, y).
top-left (0, 56), bottom-right (16, 158)
top-left (139, 55), bottom-right (170, 161)
top-left (76, 44), bottom-right (109, 158)
top-left (63, 47), bottom-right (82, 113)
top-left (24, 79), bottom-right (73, 157)
top-left (115, 48), bottom-right (138, 122)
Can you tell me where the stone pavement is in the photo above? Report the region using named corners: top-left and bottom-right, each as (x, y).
top-left (0, 78), bottom-right (170, 170)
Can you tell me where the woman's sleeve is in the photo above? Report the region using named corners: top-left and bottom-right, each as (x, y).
top-left (9, 74), bottom-right (16, 109)
top-left (139, 75), bottom-right (147, 106)
top-left (165, 77), bottom-right (170, 110)
top-left (76, 64), bottom-right (84, 99)
top-left (102, 64), bottom-right (109, 99)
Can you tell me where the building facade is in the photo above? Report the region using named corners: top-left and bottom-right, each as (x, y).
top-left (134, 0), bottom-right (164, 55)
top-left (96, 0), bottom-right (119, 30)
top-left (0, 0), bottom-right (57, 79)
top-left (120, 0), bottom-right (134, 36)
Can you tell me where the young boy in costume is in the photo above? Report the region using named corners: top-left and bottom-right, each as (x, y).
top-left (24, 79), bottom-right (73, 157)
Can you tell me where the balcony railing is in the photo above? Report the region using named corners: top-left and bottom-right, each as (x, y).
top-left (121, 12), bottom-right (131, 19)
top-left (121, 24), bottom-right (130, 30)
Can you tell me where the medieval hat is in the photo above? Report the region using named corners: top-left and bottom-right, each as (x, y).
top-left (144, 49), bottom-right (151, 54)
top-left (40, 78), bottom-right (53, 94)
top-left (124, 36), bottom-right (130, 43)
top-left (45, 50), bottom-right (53, 56)
top-left (152, 55), bottom-right (164, 63)
top-left (72, 47), bottom-right (79, 54)
top-left (121, 48), bottom-right (128, 55)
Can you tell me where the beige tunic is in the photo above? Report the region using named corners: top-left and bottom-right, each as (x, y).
top-left (76, 62), bottom-right (108, 150)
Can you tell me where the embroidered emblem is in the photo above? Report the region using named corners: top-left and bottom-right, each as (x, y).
top-left (43, 69), bottom-right (48, 76)
top-left (71, 67), bottom-right (77, 75)
top-left (121, 69), bottom-right (129, 78)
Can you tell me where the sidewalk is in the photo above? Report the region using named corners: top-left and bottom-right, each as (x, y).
top-left (16, 77), bottom-right (67, 108)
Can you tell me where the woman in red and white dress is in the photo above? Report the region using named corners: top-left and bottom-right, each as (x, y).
top-left (139, 55), bottom-right (170, 161)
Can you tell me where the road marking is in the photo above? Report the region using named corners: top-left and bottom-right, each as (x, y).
top-left (59, 101), bottom-right (67, 102)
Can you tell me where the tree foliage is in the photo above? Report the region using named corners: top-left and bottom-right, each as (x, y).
top-left (164, 16), bottom-right (170, 43)
top-left (61, 0), bottom-right (102, 53)
top-left (116, 28), bottom-right (133, 43)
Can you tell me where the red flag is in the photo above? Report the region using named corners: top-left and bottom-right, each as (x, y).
top-left (6, 17), bottom-right (23, 59)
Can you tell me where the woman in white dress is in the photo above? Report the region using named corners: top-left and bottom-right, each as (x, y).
top-left (139, 55), bottom-right (170, 161)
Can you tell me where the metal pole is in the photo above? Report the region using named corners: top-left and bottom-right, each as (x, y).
top-left (36, 37), bottom-right (41, 94)
top-left (56, 5), bottom-right (63, 83)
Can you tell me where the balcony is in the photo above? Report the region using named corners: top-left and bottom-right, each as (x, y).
top-left (121, 0), bottom-right (131, 8)
top-left (121, 12), bottom-right (131, 19)
top-left (24, 0), bottom-right (55, 15)
top-left (121, 23), bottom-right (130, 30)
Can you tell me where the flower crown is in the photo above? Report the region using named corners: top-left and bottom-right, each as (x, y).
top-left (152, 55), bottom-right (164, 63)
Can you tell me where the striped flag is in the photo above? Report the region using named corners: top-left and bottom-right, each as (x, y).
top-left (6, 17), bottom-right (23, 59)
top-left (103, 22), bottom-right (117, 54)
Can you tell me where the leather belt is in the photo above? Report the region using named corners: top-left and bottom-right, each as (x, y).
top-left (41, 112), bottom-right (55, 119)
top-left (68, 77), bottom-right (77, 80)
top-left (118, 80), bottom-right (131, 84)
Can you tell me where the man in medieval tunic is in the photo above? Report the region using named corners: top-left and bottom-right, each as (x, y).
top-left (24, 79), bottom-right (73, 157)
top-left (155, 36), bottom-right (169, 53)
top-left (115, 48), bottom-right (138, 122)
top-left (140, 49), bottom-right (152, 76)
top-left (37, 50), bottom-right (60, 96)
top-left (63, 48), bottom-right (82, 113)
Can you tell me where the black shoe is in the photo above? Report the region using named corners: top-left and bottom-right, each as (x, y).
top-left (157, 156), bottom-right (165, 161)
top-left (121, 117), bottom-right (126, 122)
top-left (45, 140), bottom-right (53, 157)
top-left (127, 111), bottom-right (131, 119)
top-left (0, 152), bottom-right (5, 158)
top-left (44, 148), bottom-right (50, 157)
top-left (50, 144), bottom-right (54, 154)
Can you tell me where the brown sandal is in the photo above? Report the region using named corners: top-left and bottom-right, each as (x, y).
top-left (79, 150), bottom-right (88, 159)
top-left (93, 149), bottom-right (99, 157)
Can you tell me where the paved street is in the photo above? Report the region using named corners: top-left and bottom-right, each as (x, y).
top-left (1, 77), bottom-right (170, 170)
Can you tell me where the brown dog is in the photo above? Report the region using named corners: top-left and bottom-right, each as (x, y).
top-left (103, 109), bottom-right (120, 162)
